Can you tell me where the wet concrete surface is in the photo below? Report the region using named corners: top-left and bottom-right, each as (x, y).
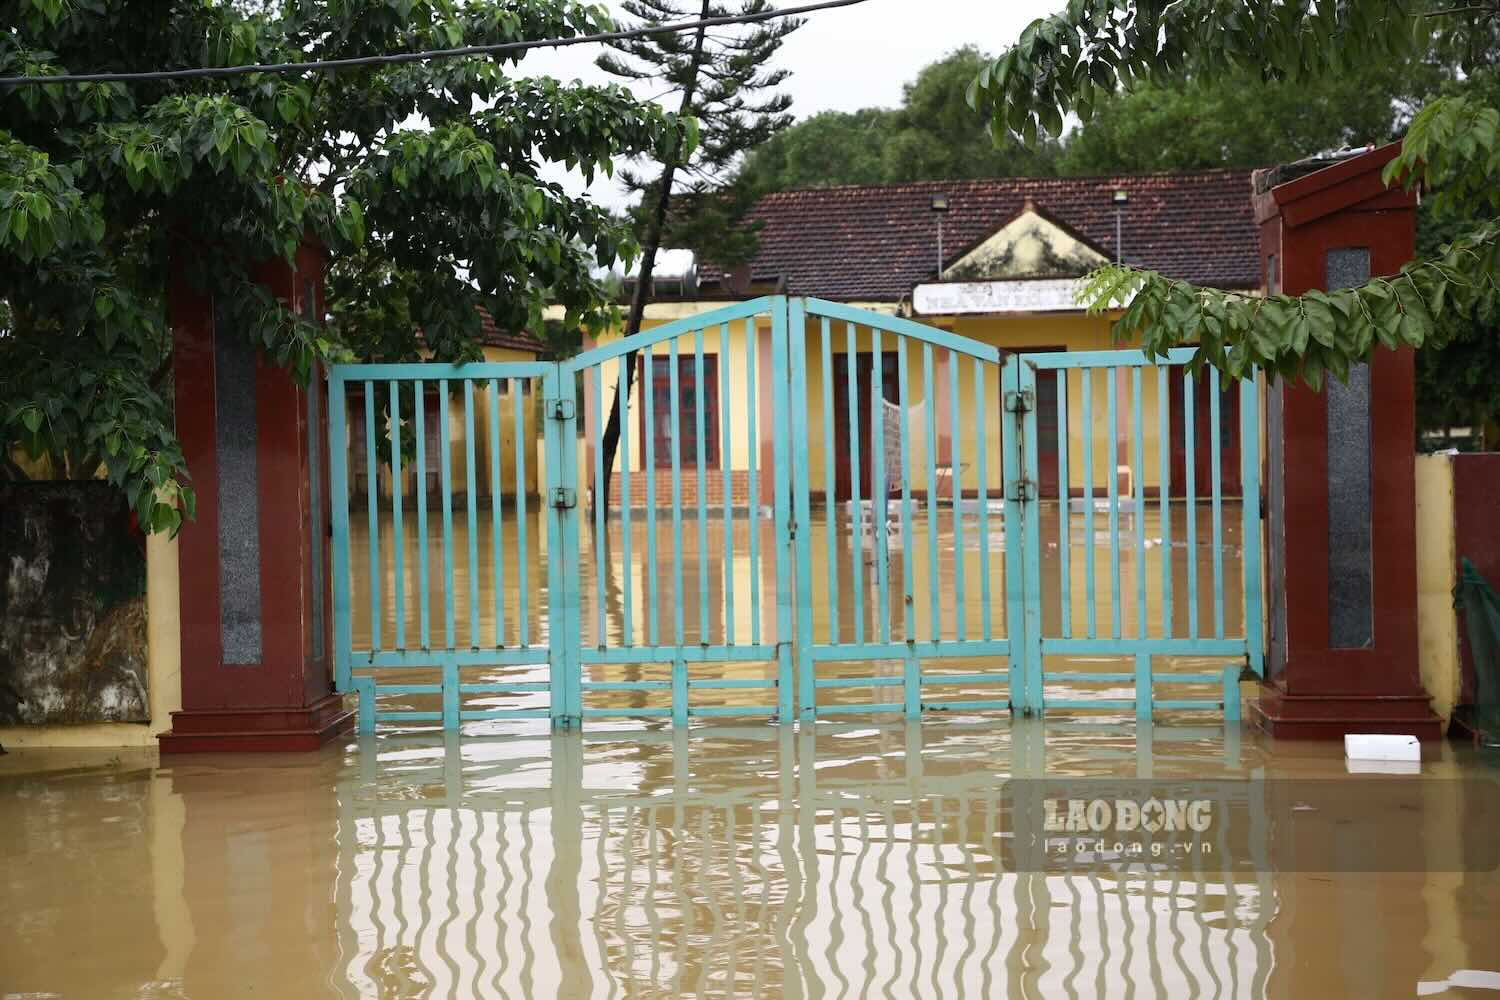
top-left (3, 720), bottom-right (1498, 998)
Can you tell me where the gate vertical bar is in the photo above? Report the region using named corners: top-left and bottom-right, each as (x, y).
top-left (670, 341), bottom-right (685, 652)
top-left (1018, 360), bottom-right (1044, 714)
top-left (1184, 371), bottom-right (1199, 639)
top-left (619, 358), bottom-right (634, 647)
top-left (1210, 368), bottom-right (1225, 638)
top-left (948, 349), bottom-right (966, 640)
top-left (364, 384), bottom-right (381, 652)
top-left (819, 318), bottom-right (839, 640)
top-left (439, 384), bottom-right (455, 651)
top-left (328, 372), bottom-right (352, 694)
top-left (464, 381), bottom-right (480, 648)
top-left (789, 298), bottom-right (816, 721)
top-left (975, 359), bottom-right (992, 641)
top-left (694, 328), bottom-right (710, 644)
top-left (644, 349), bottom-right (659, 647)
top-left (414, 383), bottom-right (430, 649)
top-left (845, 322), bottom-right (864, 641)
top-left (390, 383), bottom-right (405, 650)
top-left (871, 330), bottom-right (891, 644)
top-left (1056, 371), bottom-right (1071, 639)
top-left (513, 379), bottom-right (529, 648)
top-left (720, 324), bottom-right (735, 646)
top-left (746, 317), bottom-right (762, 646)
top-left (1157, 366), bottom-right (1172, 638)
top-left (1000, 356), bottom-right (1026, 711)
top-left (544, 365), bottom-right (579, 727)
top-left (591, 367), bottom-right (605, 650)
top-left (1241, 371), bottom-right (1265, 675)
top-left (1080, 369), bottom-right (1097, 639)
top-left (488, 380), bottom-right (504, 647)
top-left (560, 366), bottom-right (584, 722)
top-left (772, 298), bottom-right (798, 721)
top-left (1106, 371), bottom-right (1121, 640)
top-left (1132, 368), bottom-right (1147, 642)
top-left (923, 344), bottom-right (940, 642)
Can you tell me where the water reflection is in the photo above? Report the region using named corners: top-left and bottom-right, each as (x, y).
top-left (335, 724), bottom-right (1275, 998)
top-left (8, 722), bottom-right (1496, 998)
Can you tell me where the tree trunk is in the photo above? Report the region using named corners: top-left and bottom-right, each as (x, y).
top-left (594, 0), bottom-right (712, 515)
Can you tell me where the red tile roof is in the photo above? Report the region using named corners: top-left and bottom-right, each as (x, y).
top-left (477, 309), bottom-right (543, 353)
top-left (701, 170), bottom-right (1260, 301)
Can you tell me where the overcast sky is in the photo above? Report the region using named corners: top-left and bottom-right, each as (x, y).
top-left (518, 0), bottom-right (1060, 209)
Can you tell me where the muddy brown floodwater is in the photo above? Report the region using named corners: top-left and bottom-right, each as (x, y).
top-left (3, 720), bottom-right (1499, 999)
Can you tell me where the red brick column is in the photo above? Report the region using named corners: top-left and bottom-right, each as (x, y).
top-left (1249, 144), bottom-right (1441, 739)
top-left (159, 243), bottom-right (353, 752)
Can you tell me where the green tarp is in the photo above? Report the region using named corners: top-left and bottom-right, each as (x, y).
top-left (1455, 558), bottom-right (1500, 745)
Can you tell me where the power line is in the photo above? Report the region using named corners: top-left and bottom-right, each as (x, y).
top-left (0, 0), bottom-right (870, 87)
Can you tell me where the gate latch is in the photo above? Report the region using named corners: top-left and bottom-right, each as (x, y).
top-left (551, 487), bottom-right (577, 509)
top-left (1006, 478), bottom-right (1036, 502)
top-left (1004, 389), bottom-right (1033, 413)
top-left (547, 399), bottom-right (575, 420)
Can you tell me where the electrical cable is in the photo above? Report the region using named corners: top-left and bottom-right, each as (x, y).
top-left (0, 0), bottom-right (871, 87)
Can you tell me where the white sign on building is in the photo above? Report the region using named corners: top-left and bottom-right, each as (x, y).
top-left (913, 278), bottom-right (1087, 316)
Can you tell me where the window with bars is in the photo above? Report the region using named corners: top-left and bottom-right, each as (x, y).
top-left (637, 355), bottom-right (720, 469)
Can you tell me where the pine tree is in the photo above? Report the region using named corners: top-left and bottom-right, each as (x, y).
top-left (594, 0), bottom-right (800, 510)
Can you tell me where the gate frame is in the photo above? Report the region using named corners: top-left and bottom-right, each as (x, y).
top-left (327, 298), bottom-right (1264, 732)
top-left (1007, 349), bottom-right (1264, 721)
top-left (790, 297), bottom-right (1018, 721)
top-left (554, 296), bottom-right (795, 728)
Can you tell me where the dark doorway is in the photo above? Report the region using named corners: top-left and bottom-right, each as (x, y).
top-left (1169, 374), bottom-right (1241, 497)
top-left (831, 352), bottom-right (900, 502)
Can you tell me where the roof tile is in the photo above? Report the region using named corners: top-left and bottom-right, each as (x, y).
top-left (701, 170), bottom-right (1260, 300)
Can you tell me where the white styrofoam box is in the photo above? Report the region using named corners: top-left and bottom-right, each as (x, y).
top-left (1344, 733), bottom-right (1421, 762)
top-left (1346, 758), bottom-right (1421, 775)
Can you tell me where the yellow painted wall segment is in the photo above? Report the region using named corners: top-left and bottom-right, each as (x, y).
top-left (1415, 453), bottom-right (1460, 724)
top-left (579, 305), bottom-right (1268, 500)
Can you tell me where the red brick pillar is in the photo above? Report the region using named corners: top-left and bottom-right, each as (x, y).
top-left (159, 243), bottom-right (354, 752)
top-left (1249, 144), bottom-right (1441, 739)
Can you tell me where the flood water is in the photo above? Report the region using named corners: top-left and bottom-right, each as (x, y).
top-left (4, 721), bottom-right (1498, 998)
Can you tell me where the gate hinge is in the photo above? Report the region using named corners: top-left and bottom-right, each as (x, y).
top-left (1004, 389), bottom-right (1034, 413)
top-left (546, 398), bottom-right (575, 420)
top-left (551, 487), bottom-right (577, 509)
top-left (1006, 478), bottom-right (1036, 502)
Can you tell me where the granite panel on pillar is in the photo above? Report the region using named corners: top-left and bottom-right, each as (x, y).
top-left (1324, 247), bottom-right (1373, 650)
top-left (213, 300), bottom-right (264, 665)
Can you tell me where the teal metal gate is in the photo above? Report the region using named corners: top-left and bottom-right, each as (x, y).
top-left (328, 297), bottom-right (1262, 732)
top-left (1003, 348), bottom-right (1263, 722)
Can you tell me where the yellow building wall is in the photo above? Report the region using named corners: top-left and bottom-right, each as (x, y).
top-left (797, 310), bottom-right (1257, 498)
top-left (585, 312), bottom-right (763, 475)
top-left (580, 304), bottom-right (1262, 501)
top-left (353, 345), bottom-right (541, 499)
top-left (1415, 453), bottom-right (1459, 724)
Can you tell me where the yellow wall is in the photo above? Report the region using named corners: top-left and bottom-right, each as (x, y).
top-left (579, 304), bottom-right (1263, 500)
top-left (350, 345), bottom-right (541, 499)
top-left (1415, 453), bottom-right (1459, 724)
top-left (585, 313), bottom-right (764, 475)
